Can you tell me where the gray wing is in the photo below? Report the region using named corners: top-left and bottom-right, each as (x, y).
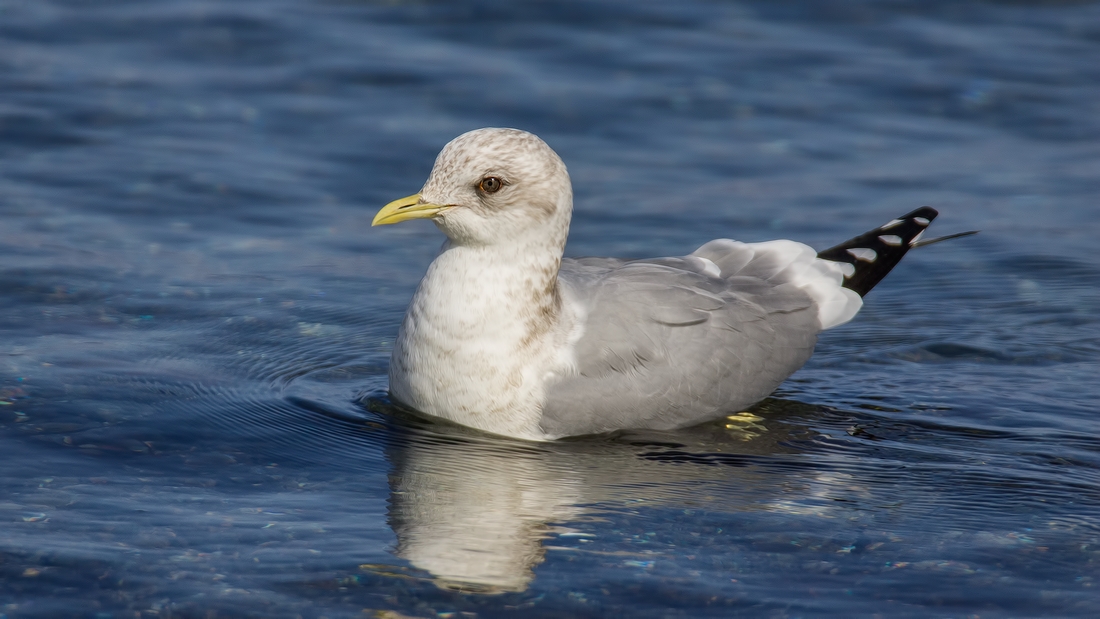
top-left (539, 246), bottom-right (821, 437)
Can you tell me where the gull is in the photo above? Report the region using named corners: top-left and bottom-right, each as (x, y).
top-left (373, 128), bottom-right (965, 441)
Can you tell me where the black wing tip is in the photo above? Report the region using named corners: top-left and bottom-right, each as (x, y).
top-left (905, 205), bottom-right (939, 221)
top-left (816, 206), bottom-right (940, 298)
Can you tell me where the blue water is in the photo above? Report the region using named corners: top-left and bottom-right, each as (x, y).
top-left (2, 0), bottom-right (1099, 616)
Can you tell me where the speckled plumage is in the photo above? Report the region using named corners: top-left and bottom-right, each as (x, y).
top-left (381, 128), bottom-right (899, 440)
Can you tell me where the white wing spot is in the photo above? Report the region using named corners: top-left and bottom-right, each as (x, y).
top-left (880, 219), bottom-right (904, 230)
top-left (914, 217), bottom-right (930, 226)
top-left (847, 247), bottom-right (878, 262)
top-left (878, 234), bottom-right (903, 246)
top-left (697, 257), bottom-right (722, 278)
top-left (838, 262), bottom-right (856, 277)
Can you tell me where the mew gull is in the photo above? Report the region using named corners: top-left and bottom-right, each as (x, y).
top-left (373, 128), bottom-right (949, 441)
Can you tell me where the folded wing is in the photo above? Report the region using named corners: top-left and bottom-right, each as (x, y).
top-left (540, 243), bottom-right (829, 437)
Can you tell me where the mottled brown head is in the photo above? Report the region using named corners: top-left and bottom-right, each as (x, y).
top-left (375, 128), bottom-right (573, 248)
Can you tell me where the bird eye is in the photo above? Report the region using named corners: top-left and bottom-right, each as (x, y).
top-left (478, 177), bottom-right (503, 194)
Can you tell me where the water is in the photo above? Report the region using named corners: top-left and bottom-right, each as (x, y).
top-left (2, 0), bottom-right (1099, 616)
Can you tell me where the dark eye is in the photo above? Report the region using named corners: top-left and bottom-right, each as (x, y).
top-left (478, 177), bottom-right (503, 194)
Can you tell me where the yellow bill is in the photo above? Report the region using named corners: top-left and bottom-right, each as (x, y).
top-left (372, 194), bottom-right (452, 226)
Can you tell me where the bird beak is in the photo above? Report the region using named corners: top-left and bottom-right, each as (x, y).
top-left (372, 194), bottom-right (452, 226)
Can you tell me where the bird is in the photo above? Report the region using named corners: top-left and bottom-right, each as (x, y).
top-left (372, 127), bottom-right (964, 441)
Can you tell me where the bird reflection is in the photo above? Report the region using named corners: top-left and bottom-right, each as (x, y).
top-left (372, 397), bottom-right (827, 593)
top-left (385, 436), bottom-right (582, 592)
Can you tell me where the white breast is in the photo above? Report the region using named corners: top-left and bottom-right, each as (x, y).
top-left (388, 243), bottom-right (572, 440)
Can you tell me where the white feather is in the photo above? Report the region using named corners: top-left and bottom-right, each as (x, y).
top-left (732, 240), bottom-right (864, 330)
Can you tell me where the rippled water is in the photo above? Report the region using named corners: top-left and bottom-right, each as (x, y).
top-left (2, 0), bottom-right (1099, 617)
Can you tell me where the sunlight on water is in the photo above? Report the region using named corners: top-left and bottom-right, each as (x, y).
top-left (1, 0), bottom-right (1099, 617)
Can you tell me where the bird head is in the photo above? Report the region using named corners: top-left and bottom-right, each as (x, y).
top-left (373, 128), bottom-right (573, 247)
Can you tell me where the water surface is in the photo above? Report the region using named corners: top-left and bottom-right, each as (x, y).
top-left (2, 0), bottom-right (1099, 617)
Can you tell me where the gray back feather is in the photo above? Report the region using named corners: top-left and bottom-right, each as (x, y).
top-left (539, 247), bottom-right (821, 437)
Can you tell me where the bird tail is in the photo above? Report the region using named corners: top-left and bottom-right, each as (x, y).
top-left (816, 206), bottom-right (975, 297)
